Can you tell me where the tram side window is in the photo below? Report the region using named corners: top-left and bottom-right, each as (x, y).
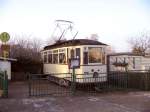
top-left (70, 49), bottom-right (74, 58)
top-left (59, 53), bottom-right (66, 64)
top-left (43, 52), bottom-right (47, 63)
top-left (76, 48), bottom-right (80, 64)
top-left (89, 47), bottom-right (102, 63)
top-left (102, 53), bottom-right (105, 64)
top-left (41, 53), bottom-right (43, 60)
top-left (83, 52), bottom-right (88, 64)
top-left (76, 48), bottom-right (80, 58)
top-left (101, 48), bottom-right (106, 64)
top-left (52, 50), bottom-right (58, 64)
top-left (53, 54), bottom-right (58, 64)
top-left (67, 48), bottom-right (69, 63)
top-left (48, 54), bottom-right (52, 63)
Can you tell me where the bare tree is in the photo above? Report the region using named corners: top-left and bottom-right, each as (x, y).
top-left (8, 34), bottom-right (44, 74)
top-left (9, 35), bottom-right (43, 62)
top-left (128, 32), bottom-right (150, 55)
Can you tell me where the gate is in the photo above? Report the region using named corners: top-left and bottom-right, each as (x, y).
top-left (28, 72), bottom-right (124, 96)
top-left (28, 73), bottom-right (74, 96)
top-left (0, 71), bottom-right (8, 98)
top-left (28, 73), bottom-right (109, 96)
top-left (28, 71), bottom-right (150, 97)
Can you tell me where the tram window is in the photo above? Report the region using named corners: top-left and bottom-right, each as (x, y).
top-left (70, 49), bottom-right (74, 58)
top-left (67, 48), bottom-right (69, 63)
top-left (41, 53), bottom-right (44, 62)
top-left (53, 50), bottom-right (58, 53)
top-left (76, 48), bottom-right (80, 58)
top-left (83, 52), bottom-right (88, 64)
top-left (59, 53), bottom-right (66, 64)
top-left (102, 54), bottom-right (105, 64)
top-left (48, 54), bottom-right (52, 63)
top-left (59, 49), bottom-right (65, 52)
top-left (76, 48), bottom-right (80, 64)
top-left (43, 52), bottom-right (47, 63)
top-left (89, 47), bottom-right (102, 63)
top-left (53, 54), bottom-right (58, 64)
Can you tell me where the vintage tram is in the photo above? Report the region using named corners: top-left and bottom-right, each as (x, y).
top-left (41, 39), bottom-right (108, 84)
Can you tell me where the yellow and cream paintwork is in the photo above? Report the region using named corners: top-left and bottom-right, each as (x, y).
top-left (41, 45), bottom-right (107, 83)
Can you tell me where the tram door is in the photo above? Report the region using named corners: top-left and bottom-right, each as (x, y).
top-left (70, 49), bottom-right (75, 58)
top-left (68, 48), bottom-right (81, 68)
top-left (70, 48), bottom-right (80, 59)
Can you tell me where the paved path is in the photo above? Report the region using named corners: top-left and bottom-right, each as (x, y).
top-left (0, 81), bottom-right (150, 112)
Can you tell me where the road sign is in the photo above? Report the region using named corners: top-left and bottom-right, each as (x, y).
top-left (1, 45), bottom-right (10, 51)
top-left (0, 32), bottom-right (10, 43)
top-left (1, 45), bottom-right (10, 58)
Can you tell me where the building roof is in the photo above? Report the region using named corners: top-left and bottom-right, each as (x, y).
top-left (0, 57), bottom-right (17, 61)
top-left (107, 52), bottom-right (144, 56)
top-left (44, 39), bottom-right (107, 50)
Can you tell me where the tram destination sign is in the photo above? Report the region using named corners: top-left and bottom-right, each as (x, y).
top-left (68, 58), bottom-right (80, 69)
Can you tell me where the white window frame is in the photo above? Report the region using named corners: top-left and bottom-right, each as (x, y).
top-left (88, 47), bottom-right (103, 65)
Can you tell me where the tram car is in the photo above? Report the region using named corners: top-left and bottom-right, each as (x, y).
top-left (41, 39), bottom-right (108, 84)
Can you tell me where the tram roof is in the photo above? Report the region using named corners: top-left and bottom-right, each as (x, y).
top-left (44, 39), bottom-right (107, 50)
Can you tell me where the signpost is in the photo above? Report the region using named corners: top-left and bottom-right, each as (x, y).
top-left (68, 58), bottom-right (80, 69)
top-left (0, 32), bottom-right (10, 59)
top-left (68, 58), bottom-right (80, 95)
top-left (0, 32), bottom-right (10, 44)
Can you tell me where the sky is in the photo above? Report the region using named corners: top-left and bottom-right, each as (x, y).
top-left (0, 0), bottom-right (150, 51)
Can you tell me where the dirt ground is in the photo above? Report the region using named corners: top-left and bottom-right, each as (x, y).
top-left (0, 81), bottom-right (150, 112)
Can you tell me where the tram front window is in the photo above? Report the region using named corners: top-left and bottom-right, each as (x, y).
top-left (89, 47), bottom-right (102, 63)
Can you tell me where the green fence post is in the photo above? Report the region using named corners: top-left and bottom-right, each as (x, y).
top-left (3, 71), bottom-right (8, 98)
top-left (148, 72), bottom-right (150, 91)
top-left (144, 73), bottom-right (148, 91)
top-left (125, 67), bottom-right (128, 89)
top-left (71, 68), bottom-right (76, 95)
top-left (28, 73), bottom-right (31, 96)
top-left (0, 73), bottom-right (3, 97)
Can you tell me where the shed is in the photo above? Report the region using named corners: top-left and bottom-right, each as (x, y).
top-left (107, 52), bottom-right (150, 72)
top-left (0, 57), bottom-right (16, 80)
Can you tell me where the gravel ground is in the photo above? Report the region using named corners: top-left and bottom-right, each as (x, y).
top-left (0, 81), bottom-right (150, 112)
